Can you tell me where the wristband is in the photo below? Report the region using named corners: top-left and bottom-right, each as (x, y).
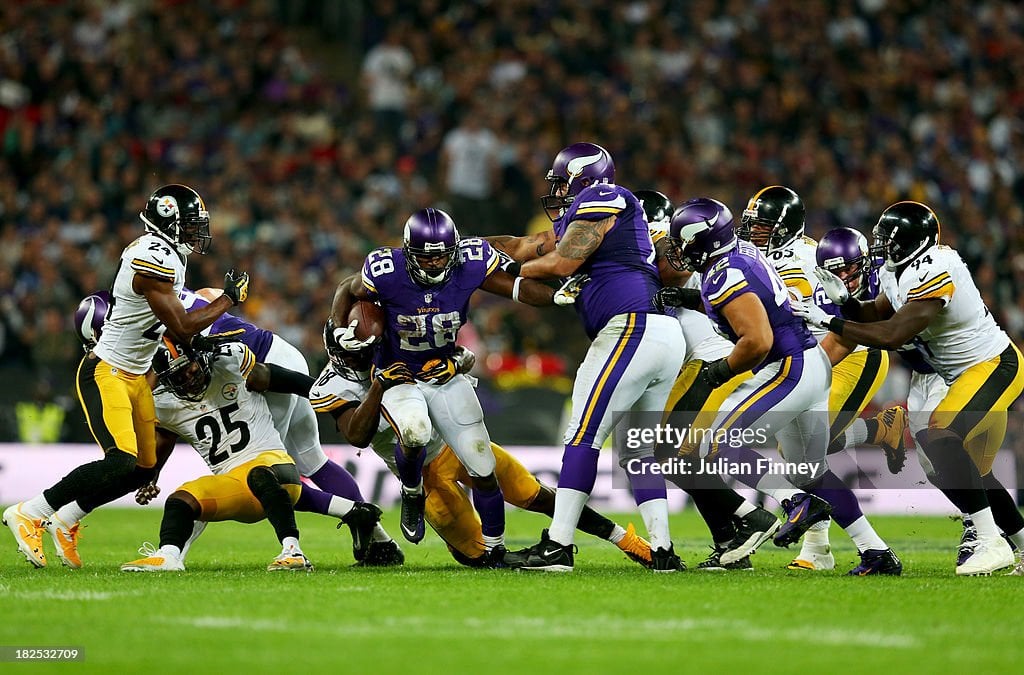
top-left (506, 261), bottom-right (522, 277)
top-left (512, 277), bottom-right (523, 303)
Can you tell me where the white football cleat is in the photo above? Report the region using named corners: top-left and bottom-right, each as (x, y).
top-left (956, 536), bottom-right (1014, 576)
top-left (786, 545), bottom-right (835, 571)
top-left (1004, 550), bottom-right (1023, 576)
top-left (3, 503), bottom-right (46, 568)
top-left (121, 543), bottom-right (185, 572)
top-left (267, 550), bottom-right (314, 572)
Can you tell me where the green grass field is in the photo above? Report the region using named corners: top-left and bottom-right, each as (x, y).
top-left (0, 507), bottom-right (1020, 674)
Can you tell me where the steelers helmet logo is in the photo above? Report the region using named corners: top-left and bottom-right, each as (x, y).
top-left (157, 196), bottom-right (179, 218)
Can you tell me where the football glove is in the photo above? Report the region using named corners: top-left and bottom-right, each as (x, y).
top-left (418, 357), bottom-right (458, 385)
top-left (791, 299), bottom-right (833, 329)
top-left (190, 333), bottom-right (232, 353)
top-left (813, 267), bottom-right (850, 306)
top-left (699, 357), bottom-right (735, 389)
top-left (653, 286), bottom-right (702, 313)
top-left (223, 268), bottom-right (250, 305)
top-left (373, 362), bottom-right (415, 390)
top-left (495, 249), bottom-right (521, 276)
top-left (333, 319), bottom-right (378, 352)
top-left (453, 345), bottom-right (476, 374)
top-left (135, 480), bottom-right (160, 505)
top-left (554, 274), bottom-right (590, 306)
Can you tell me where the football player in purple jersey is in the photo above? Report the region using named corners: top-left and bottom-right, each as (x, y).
top-left (660, 197), bottom-right (840, 565)
top-left (331, 207), bottom-right (569, 565)
top-left (488, 143), bottom-right (687, 572)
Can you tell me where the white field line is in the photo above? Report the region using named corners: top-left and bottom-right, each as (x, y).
top-left (164, 614), bottom-right (919, 649)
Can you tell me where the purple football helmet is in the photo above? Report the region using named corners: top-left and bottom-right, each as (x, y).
top-left (666, 198), bottom-right (737, 272)
top-left (74, 291), bottom-right (111, 351)
top-left (403, 207), bottom-right (461, 286)
top-left (817, 227), bottom-right (871, 299)
top-left (541, 142), bottom-right (615, 219)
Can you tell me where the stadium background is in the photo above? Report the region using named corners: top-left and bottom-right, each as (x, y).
top-left (0, 0), bottom-right (1021, 480)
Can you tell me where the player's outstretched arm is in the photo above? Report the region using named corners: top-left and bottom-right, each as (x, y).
top-left (825, 298), bottom-right (941, 350)
top-left (485, 230), bottom-right (557, 263)
top-left (245, 362), bottom-right (315, 397)
top-left (520, 215), bottom-right (615, 280)
top-left (480, 268), bottom-right (556, 306)
top-left (136, 273), bottom-right (239, 343)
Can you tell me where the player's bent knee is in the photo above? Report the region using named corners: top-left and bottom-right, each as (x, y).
top-left (103, 448), bottom-right (139, 477)
top-left (246, 465), bottom-right (281, 495)
top-left (400, 420), bottom-right (432, 448)
top-left (168, 491), bottom-right (201, 516)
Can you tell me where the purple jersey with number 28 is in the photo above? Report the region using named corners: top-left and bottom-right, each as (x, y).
top-left (361, 237), bottom-right (500, 371)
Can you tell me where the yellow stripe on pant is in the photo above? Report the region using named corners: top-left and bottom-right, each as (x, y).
top-left (664, 359), bottom-right (751, 456)
top-left (828, 348), bottom-right (888, 441)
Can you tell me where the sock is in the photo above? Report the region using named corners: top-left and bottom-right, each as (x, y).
top-left (309, 460), bottom-right (364, 501)
top-left (924, 433), bottom-right (987, 513)
top-left (982, 472), bottom-right (1024, 538)
top-left (180, 521), bottom-right (206, 560)
top-left (370, 524), bottom-right (391, 543)
top-left (42, 449), bottom-right (136, 511)
top-left (558, 445), bottom-right (600, 493)
top-left (625, 456), bottom-right (667, 504)
top-left (394, 445), bottom-right (426, 489)
top-left (607, 524), bottom-right (626, 544)
top-left (969, 507), bottom-right (1001, 540)
top-left (53, 501), bottom-right (88, 526)
top-left (248, 468), bottom-right (300, 543)
top-left (844, 515), bottom-right (887, 552)
top-left (77, 464), bottom-right (157, 512)
top-left (733, 501), bottom-right (756, 518)
top-left (158, 544), bottom-right (182, 559)
top-left (845, 419), bottom-right (869, 447)
top-left (684, 486), bottom-right (742, 544)
top-left (638, 498), bottom-right (671, 550)
top-left (281, 536), bottom-right (302, 553)
top-left (803, 519), bottom-right (831, 546)
top-left (159, 498), bottom-right (198, 550)
top-left (863, 418), bottom-right (880, 444)
top-left (809, 471), bottom-right (864, 528)
top-left (1007, 528), bottom-right (1024, 552)
top-left (548, 488), bottom-right (590, 546)
top-left (21, 494), bottom-right (57, 519)
top-left (575, 505), bottom-right (615, 540)
top-left (472, 486), bottom-right (505, 540)
top-left (294, 484), bottom-right (354, 518)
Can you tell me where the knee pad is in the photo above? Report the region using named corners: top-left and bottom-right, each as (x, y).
top-left (246, 466), bottom-right (280, 496)
top-left (399, 417), bottom-right (432, 448)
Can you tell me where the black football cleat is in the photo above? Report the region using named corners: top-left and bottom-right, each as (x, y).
top-left (697, 546), bottom-right (753, 571)
top-left (338, 502), bottom-right (383, 562)
top-left (847, 548), bottom-right (903, 576)
top-left (353, 540), bottom-right (405, 567)
top-left (773, 493), bottom-right (833, 548)
top-left (513, 529), bottom-right (576, 572)
top-left (651, 545), bottom-right (685, 572)
top-left (399, 488), bottom-right (426, 543)
top-left (719, 507), bottom-right (780, 565)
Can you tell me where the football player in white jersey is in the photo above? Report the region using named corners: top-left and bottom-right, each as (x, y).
top-left (796, 201), bottom-right (1024, 575)
top-left (121, 339), bottom-right (321, 572)
top-left (4, 185), bottom-right (250, 569)
top-left (313, 327), bottom-right (655, 569)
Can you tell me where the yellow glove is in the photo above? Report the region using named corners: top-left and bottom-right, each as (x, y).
top-left (418, 357), bottom-right (458, 385)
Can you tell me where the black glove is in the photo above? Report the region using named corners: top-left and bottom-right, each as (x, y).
top-left (374, 362), bottom-right (416, 390)
top-left (495, 249), bottom-right (521, 276)
top-left (190, 333), bottom-right (232, 353)
top-left (653, 286), bottom-right (702, 313)
top-left (418, 357), bottom-right (458, 385)
top-left (699, 357), bottom-right (735, 389)
top-left (223, 268), bottom-right (250, 305)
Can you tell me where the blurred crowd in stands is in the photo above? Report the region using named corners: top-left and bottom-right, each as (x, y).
top-left (1, 0), bottom-right (1023, 442)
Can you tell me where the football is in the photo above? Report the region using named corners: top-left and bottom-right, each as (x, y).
top-left (347, 300), bottom-right (386, 343)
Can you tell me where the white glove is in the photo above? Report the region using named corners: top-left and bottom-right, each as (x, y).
top-left (790, 299), bottom-right (833, 329)
top-left (453, 345), bottom-right (476, 374)
top-left (813, 267), bottom-right (850, 305)
top-left (554, 274), bottom-right (590, 306)
top-left (334, 319), bottom-right (378, 352)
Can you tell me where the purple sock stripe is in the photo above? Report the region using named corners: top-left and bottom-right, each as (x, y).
top-left (472, 487), bottom-right (506, 537)
top-left (394, 444), bottom-right (426, 489)
top-left (628, 456), bottom-right (667, 504)
top-left (294, 484), bottom-right (332, 515)
top-left (809, 470), bottom-right (863, 528)
top-left (309, 460), bottom-right (364, 501)
top-left (572, 313), bottom-right (647, 448)
top-left (558, 444), bottom-right (600, 493)
top-left (716, 446), bottom-right (773, 490)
